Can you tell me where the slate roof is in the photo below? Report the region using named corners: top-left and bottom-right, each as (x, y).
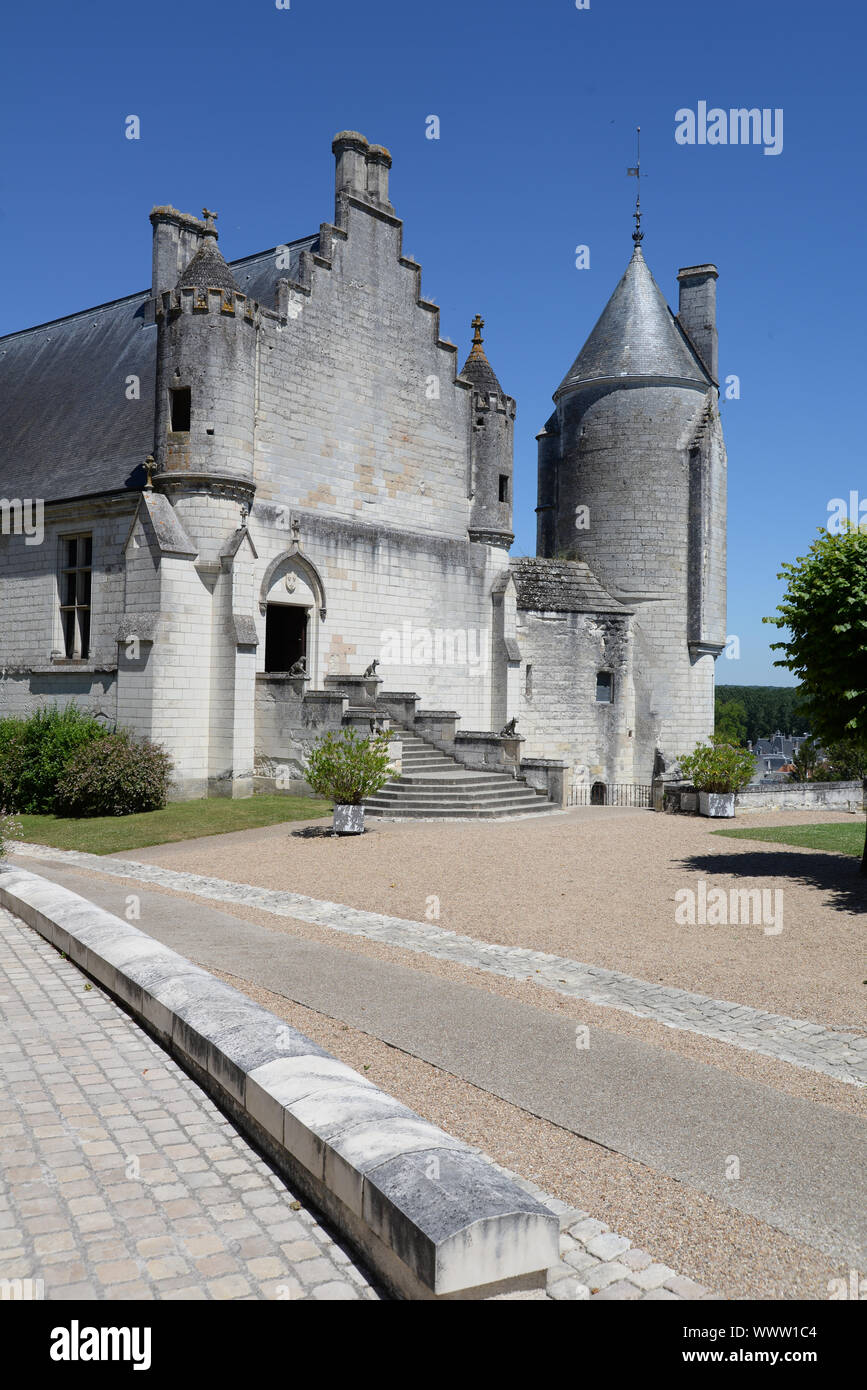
top-left (511, 557), bottom-right (630, 613)
top-left (176, 238), bottom-right (240, 292)
top-left (556, 247), bottom-right (710, 396)
top-left (459, 316), bottom-right (506, 398)
top-left (0, 234), bottom-right (318, 505)
top-left (460, 344), bottom-right (504, 397)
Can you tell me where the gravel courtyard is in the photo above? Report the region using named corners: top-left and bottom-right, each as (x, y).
top-left (123, 806), bottom-right (867, 1031)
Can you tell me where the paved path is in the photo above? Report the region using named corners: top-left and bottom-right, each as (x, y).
top-left (13, 853), bottom-right (867, 1269)
top-left (0, 907), bottom-right (380, 1301)
top-left (12, 842), bottom-right (866, 1087)
top-left (0, 898), bottom-right (714, 1303)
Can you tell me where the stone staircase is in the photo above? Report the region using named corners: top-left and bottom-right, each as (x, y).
top-left (364, 724), bottom-right (558, 820)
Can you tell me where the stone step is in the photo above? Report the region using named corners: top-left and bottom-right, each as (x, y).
top-left (395, 774), bottom-right (526, 789)
top-left (365, 801), bottom-right (556, 819)
top-left (377, 776), bottom-right (535, 793)
top-left (369, 790), bottom-right (543, 808)
top-left (376, 723), bottom-right (555, 820)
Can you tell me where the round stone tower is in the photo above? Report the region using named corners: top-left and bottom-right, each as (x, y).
top-left (152, 211), bottom-right (258, 560)
top-left (536, 243), bottom-right (727, 780)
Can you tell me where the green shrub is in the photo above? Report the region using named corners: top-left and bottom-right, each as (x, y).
top-left (55, 733), bottom-right (174, 817)
top-left (305, 728), bottom-right (395, 805)
top-left (0, 705), bottom-right (110, 813)
top-left (679, 737), bottom-right (756, 794)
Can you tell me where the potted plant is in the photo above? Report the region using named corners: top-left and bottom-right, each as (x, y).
top-left (304, 727), bottom-right (395, 834)
top-left (678, 737), bottom-right (756, 817)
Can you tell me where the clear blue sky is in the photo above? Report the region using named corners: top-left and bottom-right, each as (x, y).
top-left (3, 0), bottom-right (864, 684)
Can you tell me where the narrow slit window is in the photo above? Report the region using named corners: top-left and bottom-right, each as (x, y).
top-left (595, 671), bottom-right (613, 703)
top-left (499, 474), bottom-right (509, 503)
top-left (59, 534), bottom-right (92, 660)
top-left (170, 387), bottom-right (191, 432)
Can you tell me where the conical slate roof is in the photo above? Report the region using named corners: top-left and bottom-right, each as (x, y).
top-left (176, 238), bottom-right (240, 293)
top-left (460, 315), bottom-right (505, 397)
top-left (556, 247), bottom-right (709, 396)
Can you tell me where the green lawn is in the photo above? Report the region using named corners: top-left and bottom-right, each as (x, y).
top-left (13, 795), bottom-right (331, 856)
top-left (713, 821), bottom-right (866, 858)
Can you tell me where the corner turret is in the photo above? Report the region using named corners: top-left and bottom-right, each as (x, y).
top-left (461, 316), bottom-right (515, 548)
top-left (151, 207), bottom-right (259, 540)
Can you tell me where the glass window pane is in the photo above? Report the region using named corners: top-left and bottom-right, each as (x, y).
top-left (595, 672), bottom-right (613, 703)
top-left (79, 609), bottom-right (90, 660)
top-left (63, 573), bottom-right (76, 605)
top-left (63, 610), bottom-right (76, 658)
top-left (78, 570), bottom-right (91, 606)
top-left (82, 537), bottom-right (92, 566)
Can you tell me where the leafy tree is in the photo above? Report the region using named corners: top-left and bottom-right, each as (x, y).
top-left (764, 525), bottom-right (867, 872)
top-left (789, 737), bottom-right (821, 783)
top-left (821, 738), bottom-right (867, 781)
top-left (714, 699), bottom-right (748, 745)
top-left (715, 685), bottom-right (807, 744)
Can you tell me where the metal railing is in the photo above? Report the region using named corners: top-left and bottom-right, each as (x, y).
top-left (568, 782), bottom-right (652, 808)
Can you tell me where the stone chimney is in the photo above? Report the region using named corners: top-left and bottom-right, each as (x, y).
top-left (365, 145), bottom-right (393, 213)
top-left (149, 207), bottom-right (215, 298)
top-left (332, 131), bottom-right (370, 214)
top-left (676, 264), bottom-right (719, 382)
top-left (332, 131), bottom-right (394, 221)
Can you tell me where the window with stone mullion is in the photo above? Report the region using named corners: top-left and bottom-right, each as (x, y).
top-left (59, 535), bottom-right (92, 660)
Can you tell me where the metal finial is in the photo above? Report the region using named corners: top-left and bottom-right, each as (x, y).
top-left (627, 127), bottom-right (644, 245)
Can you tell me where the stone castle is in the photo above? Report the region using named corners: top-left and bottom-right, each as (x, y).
top-left (0, 131), bottom-right (727, 812)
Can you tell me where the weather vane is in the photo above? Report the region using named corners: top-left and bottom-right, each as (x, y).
top-left (627, 126), bottom-right (644, 245)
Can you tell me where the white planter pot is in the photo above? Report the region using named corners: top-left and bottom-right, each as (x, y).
top-left (333, 803), bottom-right (365, 835)
top-left (699, 791), bottom-right (735, 818)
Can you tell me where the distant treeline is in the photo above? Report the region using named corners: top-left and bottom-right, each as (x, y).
top-left (715, 685), bottom-right (807, 744)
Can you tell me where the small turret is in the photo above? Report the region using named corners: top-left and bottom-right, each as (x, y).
top-left (151, 207), bottom-right (259, 559)
top-left (461, 316), bottom-right (516, 548)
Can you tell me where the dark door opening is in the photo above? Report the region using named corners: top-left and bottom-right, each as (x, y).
top-left (590, 781), bottom-right (607, 806)
top-left (265, 604), bottom-right (308, 672)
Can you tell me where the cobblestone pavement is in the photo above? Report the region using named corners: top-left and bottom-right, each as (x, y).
top-left (478, 1160), bottom-right (715, 1301)
top-left (14, 843), bottom-right (866, 1088)
top-left (0, 908), bottom-right (380, 1301)
top-left (0, 902), bottom-right (716, 1301)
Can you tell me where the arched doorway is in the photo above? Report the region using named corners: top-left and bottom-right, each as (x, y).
top-left (258, 551), bottom-right (327, 682)
top-left (590, 781), bottom-right (607, 806)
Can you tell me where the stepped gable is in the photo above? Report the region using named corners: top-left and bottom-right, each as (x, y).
top-left (512, 557), bottom-right (630, 613)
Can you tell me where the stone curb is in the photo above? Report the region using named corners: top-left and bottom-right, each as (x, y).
top-left (0, 863), bottom-right (559, 1301)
